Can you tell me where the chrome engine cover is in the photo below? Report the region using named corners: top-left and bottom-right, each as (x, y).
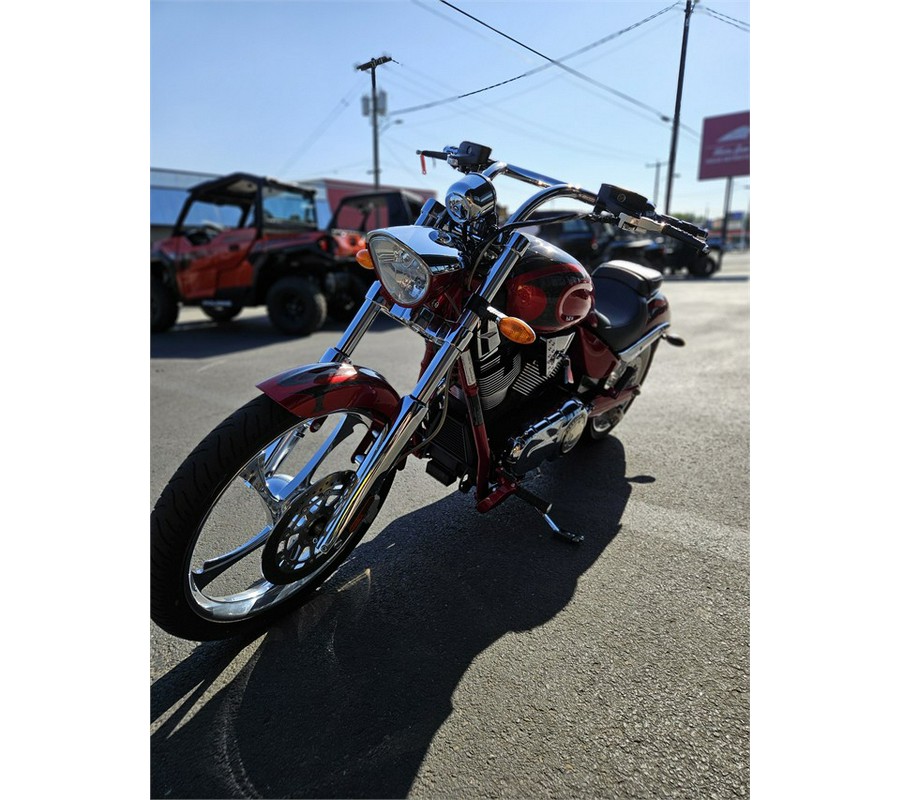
top-left (503, 398), bottom-right (590, 477)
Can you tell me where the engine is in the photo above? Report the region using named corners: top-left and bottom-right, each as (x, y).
top-left (502, 398), bottom-right (589, 477)
top-left (423, 321), bottom-right (588, 486)
top-left (474, 321), bottom-right (576, 414)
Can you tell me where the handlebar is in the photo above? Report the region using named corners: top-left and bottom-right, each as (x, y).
top-left (419, 142), bottom-right (709, 252)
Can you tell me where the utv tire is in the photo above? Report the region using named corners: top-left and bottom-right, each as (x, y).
top-left (151, 274), bottom-right (179, 333)
top-left (266, 276), bottom-right (328, 336)
top-left (202, 305), bottom-right (243, 323)
top-left (327, 273), bottom-right (370, 323)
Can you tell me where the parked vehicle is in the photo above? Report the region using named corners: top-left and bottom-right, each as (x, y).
top-left (520, 212), bottom-right (674, 270)
top-left (150, 173), bottom-right (421, 335)
top-left (639, 236), bottom-right (720, 277)
top-left (519, 211), bottom-right (601, 266)
top-left (150, 141), bottom-right (708, 641)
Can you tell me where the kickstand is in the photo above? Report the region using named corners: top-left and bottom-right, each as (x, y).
top-left (515, 485), bottom-right (584, 545)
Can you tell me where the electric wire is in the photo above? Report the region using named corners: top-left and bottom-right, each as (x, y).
top-left (275, 82), bottom-right (362, 175)
top-left (393, 2), bottom-right (683, 133)
top-left (388, 66), bottom-right (657, 162)
top-left (435, 0), bottom-right (678, 123)
top-left (698, 6), bottom-right (750, 31)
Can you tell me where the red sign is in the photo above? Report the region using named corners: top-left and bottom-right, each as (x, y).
top-left (698, 111), bottom-right (750, 180)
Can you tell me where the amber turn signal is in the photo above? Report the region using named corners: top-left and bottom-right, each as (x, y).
top-left (356, 248), bottom-right (374, 269)
top-left (498, 316), bottom-right (536, 345)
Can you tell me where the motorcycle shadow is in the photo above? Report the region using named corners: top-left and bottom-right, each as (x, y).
top-left (151, 436), bottom-right (637, 799)
top-left (150, 314), bottom-right (402, 360)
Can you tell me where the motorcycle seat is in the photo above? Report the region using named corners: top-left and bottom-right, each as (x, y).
top-left (588, 260), bottom-right (663, 353)
top-left (591, 260), bottom-right (663, 298)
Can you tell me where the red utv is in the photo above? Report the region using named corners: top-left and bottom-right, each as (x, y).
top-left (150, 173), bottom-right (372, 335)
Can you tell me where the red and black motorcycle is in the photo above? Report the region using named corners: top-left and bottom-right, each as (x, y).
top-left (150, 142), bottom-right (708, 641)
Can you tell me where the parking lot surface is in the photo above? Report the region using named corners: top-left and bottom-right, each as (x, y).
top-left (151, 253), bottom-right (750, 799)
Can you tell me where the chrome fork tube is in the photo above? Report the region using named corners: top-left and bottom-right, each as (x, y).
top-left (314, 232), bottom-right (530, 555)
top-left (320, 281), bottom-right (383, 363)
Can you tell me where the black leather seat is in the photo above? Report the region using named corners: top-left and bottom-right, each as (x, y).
top-left (589, 260), bottom-right (663, 352)
top-left (592, 260), bottom-right (663, 298)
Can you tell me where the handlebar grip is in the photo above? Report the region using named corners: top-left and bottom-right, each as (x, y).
top-left (416, 149), bottom-right (450, 161)
top-left (663, 223), bottom-right (709, 252)
top-left (655, 212), bottom-right (708, 240)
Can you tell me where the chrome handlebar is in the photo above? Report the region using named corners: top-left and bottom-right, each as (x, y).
top-left (420, 141), bottom-right (708, 251)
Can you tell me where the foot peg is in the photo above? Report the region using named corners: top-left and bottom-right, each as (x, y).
top-left (515, 486), bottom-right (584, 545)
top-left (663, 332), bottom-right (686, 347)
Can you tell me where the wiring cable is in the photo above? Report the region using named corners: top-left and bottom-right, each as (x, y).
top-left (275, 82), bottom-right (362, 175)
top-left (394, 2), bottom-right (687, 134)
top-left (698, 6), bottom-right (750, 31)
top-left (436, 0), bottom-right (679, 123)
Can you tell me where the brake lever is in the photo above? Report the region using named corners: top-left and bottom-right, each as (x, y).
top-left (417, 148), bottom-right (452, 175)
top-left (615, 212), bottom-right (708, 253)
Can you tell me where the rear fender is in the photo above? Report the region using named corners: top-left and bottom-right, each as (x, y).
top-left (257, 362), bottom-right (402, 425)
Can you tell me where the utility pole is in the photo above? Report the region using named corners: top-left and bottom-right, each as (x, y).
top-left (664, 0), bottom-right (695, 215)
top-left (356, 55), bottom-right (392, 191)
top-left (719, 176), bottom-right (732, 270)
top-left (646, 160), bottom-right (666, 207)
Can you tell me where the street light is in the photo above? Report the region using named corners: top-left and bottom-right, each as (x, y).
top-left (379, 117), bottom-right (402, 135)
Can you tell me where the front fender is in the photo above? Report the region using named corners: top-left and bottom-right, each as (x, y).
top-left (257, 362), bottom-right (401, 425)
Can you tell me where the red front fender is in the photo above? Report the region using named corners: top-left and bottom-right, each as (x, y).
top-left (257, 362), bottom-right (402, 425)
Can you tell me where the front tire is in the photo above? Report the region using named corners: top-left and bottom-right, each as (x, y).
top-left (151, 394), bottom-right (394, 641)
top-left (266, 276), bottom-right (328, 336)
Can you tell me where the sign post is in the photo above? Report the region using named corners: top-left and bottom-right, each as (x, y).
top-left (699, 111), bottom-right (749, 267)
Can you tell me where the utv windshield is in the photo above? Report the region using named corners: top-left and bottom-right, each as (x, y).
top-left (261, 187), bottom-right (317, 229)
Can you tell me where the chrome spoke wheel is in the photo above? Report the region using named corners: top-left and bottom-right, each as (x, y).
top-left (182, 409), bottom-right (378, 624)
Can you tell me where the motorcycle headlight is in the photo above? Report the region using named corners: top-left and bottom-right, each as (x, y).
top-left (368, 232), bottom-right (432, 307)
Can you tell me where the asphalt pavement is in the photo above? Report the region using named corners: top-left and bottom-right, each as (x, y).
top-left (150, 252), bottom-right (750, 799)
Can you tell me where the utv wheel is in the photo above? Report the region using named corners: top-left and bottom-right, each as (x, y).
top-left (266, 276), bottom-right (328, 336)
top-left (327, 273), bottom-right (370, 323)
top-left (202, 305), bottom-right (243, 323)
top-left (151, 274), bottom-right (179, 333)
top-left (688, 255), bottom-right (717, 278)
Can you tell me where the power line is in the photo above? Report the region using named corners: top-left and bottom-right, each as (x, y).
top-left (436, 0), bottom-right (679, 123)
top-left (275, 82), bottom-right (360, 175)
top-left (699, 6), bottom-right (750, 31)
top-left (395, 2), bottom-right (687, 134)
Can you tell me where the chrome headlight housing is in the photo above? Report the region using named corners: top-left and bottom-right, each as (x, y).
top-left (445, 173), bottom-right (497, 224)
top-left (368, 227), bottom-right (464, 308)
top-left (368, 233), bottom-right (430, 307)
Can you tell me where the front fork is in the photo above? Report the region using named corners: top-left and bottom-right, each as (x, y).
top-left (312, 231), bottom-right (530, 556)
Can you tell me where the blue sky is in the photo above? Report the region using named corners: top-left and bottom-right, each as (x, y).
top-left (150, 0), bottom-right (750, 220)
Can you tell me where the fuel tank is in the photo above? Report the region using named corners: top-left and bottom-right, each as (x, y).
top-left (504, 235), bottom-right (593, 334)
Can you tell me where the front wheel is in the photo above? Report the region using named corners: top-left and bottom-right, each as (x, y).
top-left (151, 394), bottom-right (395, 641)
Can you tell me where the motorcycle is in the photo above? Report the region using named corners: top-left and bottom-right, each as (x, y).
top-left (150, 141), bottom-right (708, 641)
